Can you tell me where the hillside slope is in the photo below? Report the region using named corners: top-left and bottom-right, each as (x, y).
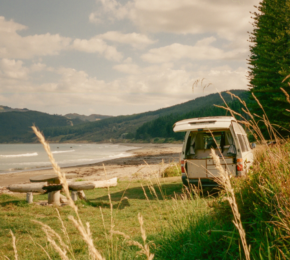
top-left (0, 111), bottom-right (83, 143)
top-left (65, 113), bottom-right (111, 122)
top-left (0, 90), bottom-right (249, 143)
top-left (135, 91), bottom-right (249, 141)
top-left (42, 90), bottom-right (249, 142)
top-left (0, 105), bottom-right (29, 113)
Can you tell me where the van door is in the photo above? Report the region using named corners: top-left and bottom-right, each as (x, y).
top-left (231, 121), bottom-right (254, 174)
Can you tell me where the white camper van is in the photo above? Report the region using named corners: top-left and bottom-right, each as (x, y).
top-left (173, 116), bottom-right (254, 186)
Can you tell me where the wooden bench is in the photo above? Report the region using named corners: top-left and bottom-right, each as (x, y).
top-left (7, 176), bottom-right (118, 205)
top-left (68, 178), bottom-right (118, 201)
top-left (8, 182), bottom-right (47, 203)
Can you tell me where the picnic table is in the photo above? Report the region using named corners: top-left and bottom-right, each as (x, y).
top-left (7, 175), bottom-right (118, 205)
top-left (30, 174), bottom-right (63, 206)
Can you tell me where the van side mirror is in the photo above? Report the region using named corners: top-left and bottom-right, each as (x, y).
top-left (251, 143), bottom-right (256, 149)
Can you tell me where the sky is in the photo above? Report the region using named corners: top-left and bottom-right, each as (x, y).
top-left (0, 0), bottom-right (260, 116)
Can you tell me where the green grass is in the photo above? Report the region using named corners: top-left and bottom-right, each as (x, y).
top-left (2, 142), bottom-right (290, 259)
top-left (151, 142), bottom-right (290, 259)
top-left (1, 177), bottom-right (205, 259)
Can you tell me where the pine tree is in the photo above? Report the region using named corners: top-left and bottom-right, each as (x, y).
top-left (248, 0), bottom-right (290, 130)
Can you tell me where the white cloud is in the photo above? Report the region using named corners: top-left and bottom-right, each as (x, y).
top-left (0, 58), bottom-right (248, 115)
top-left (0, 17), bottom-right (124, 62)
top-left (89, 12), bottom-right (102, 24)
top-left (142, 37), bottom-right (246, 63)
top-left (92, 0), bottom-right (259, 49)
top-left (71, 37), bottom-right (123, 61)
top-left (0, 59), bottom-right (35, 94)
top-left (194, 66), bottom-right (248, 93)
top-left (90, 0), bottom-right (132, 23)
top-left (0, 17), bottom-right (71, 59)
top-left (0, 59), bottom-right (28, 80)
top-left (0, 16), bottom-right (26, 33)
top-left (113, 63), bottom-right (140, 74)
top-left (30, 62), bottom-right (47, 72)
top-left (99, 31), bottom-right (155, 49)
top-left (55, 67), bottom-right (106, 93)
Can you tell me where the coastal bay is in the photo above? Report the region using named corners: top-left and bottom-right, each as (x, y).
top-left (0, 143), bottom-right (182, 187)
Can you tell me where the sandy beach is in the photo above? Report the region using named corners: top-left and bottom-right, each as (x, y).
top-left (0, 143), bottom-right (182, 188)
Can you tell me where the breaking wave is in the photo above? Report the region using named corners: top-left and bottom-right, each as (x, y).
top-left (0, 152), bottom-right (38, 158)
top-left (52, 150), bottom-right (75, 154)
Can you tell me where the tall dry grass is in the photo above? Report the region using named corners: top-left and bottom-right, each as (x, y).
top-left (210, 149), bottom-right (251, 260)
top-left (30, 128), bottom-right (203, 259)
top-left (5, 126), bottom-right (156, 260)
top-left (209, 86), bottom-right (290, 258)
top-left (32, 126), bottom-right (105, 260)
top-left (29, 126), bottom-right (154, 260)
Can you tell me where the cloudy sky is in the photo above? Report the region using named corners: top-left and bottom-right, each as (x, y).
top-left (0, 0), bottom-right (259, 116)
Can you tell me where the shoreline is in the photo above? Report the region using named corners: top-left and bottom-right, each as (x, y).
top-left (0, 143), bottom-right (182, 187)
top-left (0, 143), bottom-right (141, 176)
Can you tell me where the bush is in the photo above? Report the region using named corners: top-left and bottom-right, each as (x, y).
top-left (210, 142), bottom-right (290, 259)
top-left (162, 163), bottom-right (181, 177)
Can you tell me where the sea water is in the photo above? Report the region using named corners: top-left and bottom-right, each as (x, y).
top-left (0, 143), bottom-right (139, 174)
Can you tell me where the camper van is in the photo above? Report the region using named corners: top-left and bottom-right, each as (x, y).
top-left (173, 116), bottom-right (254, 186)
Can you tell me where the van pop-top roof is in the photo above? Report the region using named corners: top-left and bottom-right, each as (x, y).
top-left (173, 116), bottom-right (237, 132)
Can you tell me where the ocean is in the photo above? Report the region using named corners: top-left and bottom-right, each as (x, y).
top-left (0, 143), bottom-right (139, 174)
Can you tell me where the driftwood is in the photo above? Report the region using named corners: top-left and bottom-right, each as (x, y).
top-left (68, 177), bottom-right (117, 191)
top-left (8, 183), bottom-right (47, 193)
top-left (71, 191), bottom-right (78, 201)
top-left (26, 192), bottom-right (33, 203)
top-left (70, 191), bottom-right (87, 202)
top-left (60, 194), bottom-right (68, 203)
top-left (94, 177), bottom-right (118, 188)
top-left (77, 190), bottom-right (87, 201)
top-left (69, 182), bottom-right (95, 191)
top-left (48, 191), bottom-right (60, 206)
top-left (8, 178), bottom-right (117, 193)
top-left (7, 177), bottom-right (118, 205)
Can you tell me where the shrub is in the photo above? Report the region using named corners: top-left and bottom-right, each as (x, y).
top-left (162, 163), bottom-right (181, 177)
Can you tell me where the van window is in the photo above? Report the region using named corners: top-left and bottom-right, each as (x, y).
top-left (203, 133), bottom-right (220, 149)
top-left (232, 121), bottom-right (246, 135)
top-left (185, 133), bottom-right (194, 155)
top-left (242, 135), bottom-right (250, 151)
top-left (237, 134), bottom-right (247, 152)
top-left (197, 132), bottom-right (225, 149)
top-left (186, 131), bottom-right (233, 156)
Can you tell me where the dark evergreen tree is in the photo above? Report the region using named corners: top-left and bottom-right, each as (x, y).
top-left (248, 0), bottom-right (290, 130)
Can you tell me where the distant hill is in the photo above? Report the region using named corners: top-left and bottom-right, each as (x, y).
top-left (65, 113), bottom-right (111, 122)
top-left (0, 90), bottom-right (249, 143)
top-left (135, 91), bottom-right (250, 141)
top-left (0, 110), bottom-right (84, 143)
top-left (42, 90), bottom-right (249, 143)
top-left (0, 105), bottom-right (30, 113)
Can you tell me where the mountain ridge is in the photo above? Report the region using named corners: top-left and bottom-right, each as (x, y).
top-left (65, 113), bottom-right (112, 122)
top-left (0, 90), bottom-right (249, 143)
top-left (43, 90), bottom-right (249, 143)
